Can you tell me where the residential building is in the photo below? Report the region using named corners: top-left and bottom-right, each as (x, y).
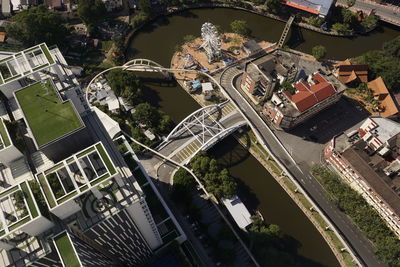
top-left (368, 77), bottom-right (399, 118)
top-left (325, 117), bottom-right (400, 237)
top-left (335, 59), bottom-right (368, 85)
top-left (0, 44), bottom-right (185, 267)
top-left (239, 54), bottom-right (289, 104)
top-left (264, 71), bottom-right (345, 129)
top-left (281, 0), bottom-right (335, 17)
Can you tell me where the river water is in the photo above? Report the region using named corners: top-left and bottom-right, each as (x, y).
top-left (126, 8), bottom-right (399, 266)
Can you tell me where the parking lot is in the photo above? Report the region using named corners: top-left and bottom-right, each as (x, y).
top-left (273, 96), bottom-right (369, 166)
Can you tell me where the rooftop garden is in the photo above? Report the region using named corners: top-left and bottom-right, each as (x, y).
top-left (15, 78), bottom-right (83, 147)
top-left (54, 232), bottom-right (81, 267)
top-left (0, 44), bottom-right (55, 85)
top-left (0, 181), bottom-right (39, 237)
top-left (37, 143), bottom-right (117, 209)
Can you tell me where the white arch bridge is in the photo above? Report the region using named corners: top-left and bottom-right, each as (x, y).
top-left (86, 58), bottom-right (248, 164)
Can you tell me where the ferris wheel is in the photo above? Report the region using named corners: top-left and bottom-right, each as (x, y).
top-left (200, 22), bottom-right (221, 63)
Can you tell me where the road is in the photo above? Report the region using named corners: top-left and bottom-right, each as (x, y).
top-left (218, 66), bottom-right (385, 267)
top-left (337, 0), bottom-right (400, 26)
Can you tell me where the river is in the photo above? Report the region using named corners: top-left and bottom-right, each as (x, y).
top-left (126, 7), bottom-right (399, 266)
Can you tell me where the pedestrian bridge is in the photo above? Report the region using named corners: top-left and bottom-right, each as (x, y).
top-left (157, 100), bottom-right (247, 164)
top-left (85, 59), bottom-right (248, 164)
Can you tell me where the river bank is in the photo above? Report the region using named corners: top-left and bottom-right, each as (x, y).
top-left (169, 45), bottom-right (355, 266)
top-left (125, 7), bottom-right (399, 266)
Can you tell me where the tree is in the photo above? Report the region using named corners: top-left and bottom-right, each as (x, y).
top-left (312, 45), bottom-right (327, 60)
top-left (134, 103), bottom-right (160, 129)
top-left (138, 0), bottom-right (152, 14)
top-left (332, 23), bottom-right (350, 33)
top-left (158, 113), bottom-right (174, 134)
top-left (77, 0), bottom-right (106, 27)
top-left (230, 20), bottom-right (251, 36)
top-left (171, 168), bottom-right (195, 203)
top-left (361, 15), bottom-right (378, 29)
top-left (266, 0), bottom-right (282, 14)
top-left (341, 8), bottom-right (356, 25)
top-left (383, 36), bottom-right (400, 58)
top-left (6, 5), bottom-right (69, 46)
top-left (107, 70), bottom-right (144, 104)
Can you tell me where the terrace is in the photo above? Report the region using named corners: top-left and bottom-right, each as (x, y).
top-left (36, 142), bottom-right (117, 209)
top-left (0, 181), bottom-right (39, 238)
top-left (0, 118), bottom-right (11, 150)
top-left (0, 43), bottom-right (55, 85)
top-left (15, 78), bottom-right (84, 147)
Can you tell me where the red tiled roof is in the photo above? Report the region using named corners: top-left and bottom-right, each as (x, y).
top-left (285, 73), bottom-right (337, 112)
top-left (311, 82), bottom-right (336, 102)
top-left (312, 73), bottom-right (327, 84)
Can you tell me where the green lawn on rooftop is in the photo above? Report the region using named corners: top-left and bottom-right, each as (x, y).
top-left (15, 79), bottom-right (83, 147)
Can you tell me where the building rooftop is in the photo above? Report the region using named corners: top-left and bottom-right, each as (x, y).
top-left (342, 144), bottom-right (400, 216)
top-left (0, 43), bottom-right (55, 86)
top-left (282, 0), bottom-right (335, 17)
top-left (0, 181), bottom-right (39, 238)
top-left (336, 59), bottom-right (368, 84)
top-left (283, 72), bottom-right (337, 112)
top-left (14, 78), bottom-right (84, 147)
top-left (36, 142), bottom-right (117, 209)
top-left (368, 77), bottom-right (399, 118)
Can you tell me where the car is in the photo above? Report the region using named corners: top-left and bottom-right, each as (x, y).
top-left (310, 125), bottom-right (317, 131)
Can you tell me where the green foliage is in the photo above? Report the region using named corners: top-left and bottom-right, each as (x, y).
top-left (341, 8), bottom-right (356, 25)
top-left (190, 152), bottom-right (237, 199)
top-left (305, 16), bottom-right (323, 27)
top-left (182, 35), bottom-right (196, 44)
top-left (171, 168), bottom-right (195, 204)
top-left (280, 81), bottom-right (295, 94)
top-left (248, 215), bottom-right (297, 266)
top-left (138, 0), bottom-right (152, 14)
top-left (107, 69), bottom-right (143, 105)
top-left (347, 0), bottom-right (355, 7)
top-left (111, 36), bottom-right (125, 65)
top-left (77, 0), bottom-right (106, 27)
top-left (29, 180), bottom-right (49, 217)
top-left (230, 20), bottom-right (251, 36)
top-left (311, 165), bottom-right (400, 266)
top-left (383, 36), bottom-right (400, 58)
top-left (6, 5), bottom-right (69, 46)
top-left (361, 15), bottom-right (378, 29)
top-left (312, 45), bottom-right (327, 60)
top-left (353, 38), bottom-right (400, 91)
top-left (332, 23), bottom-right (350, 33)
top-left (266, 0), bottom-right (281, 14)
top-left (130, 12), bottom-right (150, 28)
top-left (134, 103), bottom-right (161, 129)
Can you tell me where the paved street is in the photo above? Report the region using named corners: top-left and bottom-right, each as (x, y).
top-left (218, 66), bottom-right (385, 267)
top-left (337, 0), bottom-right (400, 26)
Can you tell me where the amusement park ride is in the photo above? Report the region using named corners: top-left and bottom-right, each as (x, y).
top-left (200, 22), bottom-right (222, 63)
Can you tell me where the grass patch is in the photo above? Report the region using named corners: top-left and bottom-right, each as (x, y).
top-left (37, 174), bottom-right (56, 208)
top-left (20, 182), bottom-right (38, 218)
top-left (54, 233), bottom-right (80, 267)
top-left (95, 144), bottom-right (116, 175)
top-left (15, 79), bottom-right (83, 147)
top-left (9, 217), bottom-right (31, 231)
top-left (40, 44), bottom-right (55, 64)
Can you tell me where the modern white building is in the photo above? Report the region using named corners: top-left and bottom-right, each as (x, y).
top-left (0, 44), bottom-right (186, 267)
